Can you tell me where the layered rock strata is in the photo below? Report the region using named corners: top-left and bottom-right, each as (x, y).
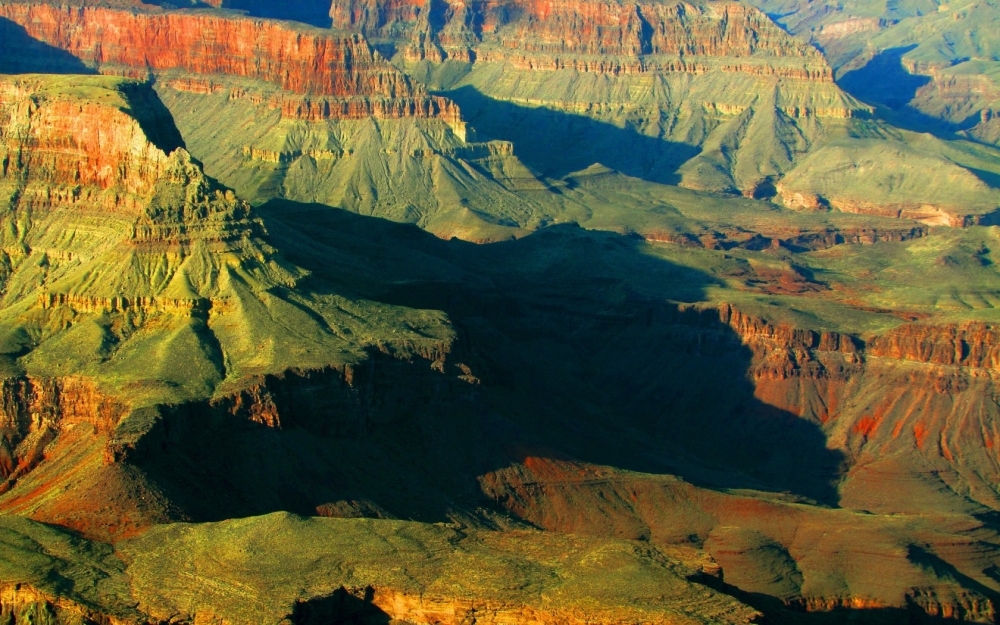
top-left (0, 3), bottom-right (465, 130)
top-left (332, 0), bottom-right (833, 78)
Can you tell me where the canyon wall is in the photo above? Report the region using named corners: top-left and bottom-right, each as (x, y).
top-left (332, 0), bottom-right (830, 77)
top-left (0, 3), bottom-right (464, 127)
top-left (0, 376), bottom-right (127, 490)
top-left (0, 77), bottom-right (172, 214)
top-left (0, 4), bottom-right (404, 97)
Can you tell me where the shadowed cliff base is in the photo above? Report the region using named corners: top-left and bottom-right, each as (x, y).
top-left (442, 86), bottom-right (702, 185)
top-left (290, 587), bottom-right (391, 625)
top-left (123, 79), bottom-right (188, 155)
top-left (703, 581), bottom-right (1000, 625)
top-left (837, 47), bottom-right (981, 137)
top-left (0, 18), bottom-right (97, 75)
top-left (115, 200), bottom-right (844, 530)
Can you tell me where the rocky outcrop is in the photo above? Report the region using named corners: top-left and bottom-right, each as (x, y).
top-left (816, 17), bottom-right (892, 38)
top-left (868, 322), bottom-right (1000, 369)
top-left (0, 375), bottom-right (128, 488)
top-left (326, 584), bottom-right (750, 625)
top-left (0, 74), bottom-right (266, 266)
top-left (37, 293), bottom-right (228, 317)
top-left (0, 3), bottom-right (464, 127)
top-left (164, 76), bottom-right (464, 126)
top-left (0, 78), bottom-right (172, 212)
top-left (332, 0), bottom-right (831, 79)
top-left (643, 223), bottom-right (927, 250)
top-left (0, 75), bottom-right (243, 213)
top-left (0, 583), bottom-right (134, 625)
top-left (776, 177), bottom-right (1000, 227)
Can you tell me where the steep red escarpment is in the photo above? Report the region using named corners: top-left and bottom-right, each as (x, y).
top-left (332, 0), bottom-right (832, 79)
top-left (868, 322), bottom-right (1000, 368)
top-left (0, 74), bottom-right (263, 259)
top-left (685, 305), bottom-right (1000, 515)
top-left (0, 4), bottom-right (408, 98)
top-left (0, 2), bottom-right (466, 128)
top-left (0, 376), bottom-right (127, 489)
top-left (0, 79), bottom-right (171, 212)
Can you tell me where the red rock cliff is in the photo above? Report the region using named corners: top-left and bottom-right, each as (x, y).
top-left (331, 0), bottom-right (832, 79)
top-left (0, 3), bottom-right (463, 123)
top-left (0, 79), bottom-right (171, 213)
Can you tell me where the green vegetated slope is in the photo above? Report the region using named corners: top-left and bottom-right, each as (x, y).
top-left (158, 62), bottom-right (1000, 234)
top-left (4, 8), bottom-right (1000, 624)
top-left (0, 513), bottom-right (760, 624)
top-left (0, 515), bottom-right (141, 623)
top-left (152, 79), bottom-right (551, 243)
top-left (0, 74), bottom-right (453, 408)
top-left (431, 65), bottom-right (1000, 221)
top-left (748, 0), bottom-right (1000, 142)
top-left (121, 513), bottom-right (759, 624)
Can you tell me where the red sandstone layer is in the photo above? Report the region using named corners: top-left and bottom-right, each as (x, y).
top-left (0, 3), bottom-right (464, 123)
top-left (0, 78), bottom-right (173, 214)
top-left (0, 4), bottom-right (405, 97)
top-left (331, 0), bottom-right (833, 80)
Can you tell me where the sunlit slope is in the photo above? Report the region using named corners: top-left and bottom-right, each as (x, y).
top-left (0, 74), bottom-right (453, 405)
top-left (0, 515), bottom-right (141, 624)
top-left (0, 513), bottom-right (761, 624)
top-left (122, 512), bottom-right (760, 625)
top-left (154, 82), bottom-right (551, 242)
top-left (747, 0), bottom-right (1000, 145)
top-left (350, 0), bottom-right (1000, 223)
top-left (0, 1), bottom-right (558, 242)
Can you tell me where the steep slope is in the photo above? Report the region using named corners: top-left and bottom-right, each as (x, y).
top-left (2, 72), bottom-right (1000, 622)
top-left (0, 1), bottom-right (545, 240)
top-left (747, 0), bottom-right (1000, 145)
top-left (0, 73), bottom-right (462, 539)
top-left (327, 0), bottom-right (1000, 223)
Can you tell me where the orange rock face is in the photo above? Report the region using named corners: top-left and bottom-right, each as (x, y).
top-left (868, 322), bottom-right (1000, 368)
top-left (0, 79), bottom-right (171, 213)
top-left (0, 5), bottom-right (400, 97)
top-left (331, 0), bottom-right (832, 79)
top-left (0, 3), bottom-right (463, 123)
top-left (0, 74), bottom-right (255, 250)
top-left (0, 376), bottom-right (127, 488)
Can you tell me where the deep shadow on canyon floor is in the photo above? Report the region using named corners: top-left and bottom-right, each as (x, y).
top-left (837, 46), bottom-right (983, 138)
top-left (445, 85), bottom-right (702, 185)
top-left (132, 201), bottom-right (845, 528)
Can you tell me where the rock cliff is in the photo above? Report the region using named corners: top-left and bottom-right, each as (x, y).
top-left (0, 3), bottom-right (464, 127)
top-left (326, 0), bottom-right (1000, 217)
top-left (332, 0), bottom-right (830, 75)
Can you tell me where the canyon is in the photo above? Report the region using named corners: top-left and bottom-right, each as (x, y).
top-left (2, 0), bottom-right (998, 230)
top-left (0, 0), bottom-right (999, 623)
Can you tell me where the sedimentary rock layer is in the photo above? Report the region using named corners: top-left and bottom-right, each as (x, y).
top-left (0, 2), bottom-right (461, 124)
top-left (332, 0), bottom-right (832, 79)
